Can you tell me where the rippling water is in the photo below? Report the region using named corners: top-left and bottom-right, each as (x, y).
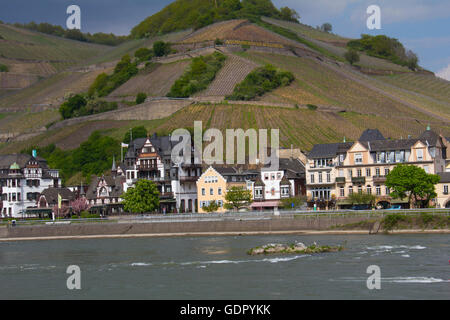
top-left (0, 234), bottom-right (449, 299)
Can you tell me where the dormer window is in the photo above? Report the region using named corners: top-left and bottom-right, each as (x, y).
top-left (355, 153), bottom-right (363, 164)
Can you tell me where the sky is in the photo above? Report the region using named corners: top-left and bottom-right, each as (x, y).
top-left (0, 0), bottom-right (449, 79)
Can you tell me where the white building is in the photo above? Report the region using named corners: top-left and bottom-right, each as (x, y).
top-left (0, 154), bottom-right (60, 217)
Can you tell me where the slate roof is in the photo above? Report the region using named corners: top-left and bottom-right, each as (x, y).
top-left (360, 138), bottom-right (417, 152)
top-left (308, 142), bottom-right (352, 159)
top-left (278, 158), bottom-right (305, 179)
top-left (419, 129), bottom-right (440, 147)
top-left (438, 172), bottom-right (450, 183)
top-left (0, 154), bottom-right (34, 169)
top-left (86, 175), bottom-right (125, 200)
top-left (40, 188), bottom-right (75, 205)
top-left (359, 129), bottom-right (385, 142)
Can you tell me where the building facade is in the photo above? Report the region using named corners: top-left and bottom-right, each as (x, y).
top-left (0, 154), bottom-right (60, 217)
top-left (305, 128), bottom-right (448, 209)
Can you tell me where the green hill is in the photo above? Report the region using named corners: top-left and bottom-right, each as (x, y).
top-left (131, 0), bottom-right (299, 38)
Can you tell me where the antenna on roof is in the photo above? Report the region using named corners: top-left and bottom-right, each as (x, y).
top-left (368, 141), bottom-right (371, 151)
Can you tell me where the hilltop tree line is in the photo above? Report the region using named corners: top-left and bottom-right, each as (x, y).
top-left (10, 21), bottom-right (128, 46)
top-left (131, 0), bottom-right (300, 38)
top-left (347, 34), bottom-right (419, 70)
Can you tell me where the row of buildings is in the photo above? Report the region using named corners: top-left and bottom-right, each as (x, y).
top-left (2, 127), bottom-right (450, 217)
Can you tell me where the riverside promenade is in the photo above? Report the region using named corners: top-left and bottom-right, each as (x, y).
top-left (1, 209), bottom-right (449, 241)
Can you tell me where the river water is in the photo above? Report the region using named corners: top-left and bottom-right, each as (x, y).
top-left (0, 234), bottom-right (449, 299)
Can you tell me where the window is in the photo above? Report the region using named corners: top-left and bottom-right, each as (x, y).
top-left (218, 188), bottom-right (222, 195)
top-left (347, 169), bottom-right (352, 178)
top-left (384, 168), bottom-right (390, 176)
top-left (264, 174), bottom-right (269, 181)
top-left (366, 169), bottom-right (371, 177)
top-left (444, 185), bottom-right (448, 194)
top-left (201, 188), bottom-right (205, 196)
top-left (376, 186), bottom-right (381, 195)
top-left (357, 169), bottom-right (362, 177)
top-left (340, 187), bottom-right (345, 197)
top-left (318, 172), bottom-right (323, 183)
top-left (339, 154), bottom-right (344, 163)
top-left (277, 172), bottom-right (282, 179)
top-left (348, 187), bottom-right (353, 195)
top-left (367, 186), bottom-right (372, 194)
top-left (339, 169), bottom-right (344, 177)
top-left (326, 173), bottom-right (331, 183)
top-left (255, 188), bottom-right (263, 199)
top-left (210, 188), bottom-right (214, 195)
top-left (310, 174), bottom-right (315, 184)
top-left (417, 149), bottom-right (423, 161)
top-left (355, 153), bottom-right (363, 164)
top-left (385, 187), bottom-right (390, 195)
top-left (281, 187), bottom-right (290, 197)
top-left (375, 168), bottom-right (380, 176)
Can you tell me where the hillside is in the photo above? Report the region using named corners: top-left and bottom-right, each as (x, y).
top-left (0, 0), bottom-right (449, 180)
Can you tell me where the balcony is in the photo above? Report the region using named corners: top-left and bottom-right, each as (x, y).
top-left (372, 175), bottom-right (386, 183)
top-left (351, 176), bottom-right (365, 184)
top-left (180, 176), bottom-right (200, 182)
top-left (335, 177), bottom-right (345, 183)
top-left (159, 192), bottom-right (174, 199)
top-left (136, 164), bottom-right (158, 171)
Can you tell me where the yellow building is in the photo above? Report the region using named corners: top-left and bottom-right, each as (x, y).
top-left (306, 128), bottom-right (448, 209)
top-left (436, 172), bottom-right (450, 208)
top-left (196, 167), bottom-right (227, 213)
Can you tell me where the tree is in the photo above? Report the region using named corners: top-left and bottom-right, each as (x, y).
top-left (121, 179), bottom-right (160, 213)
top-left (344, 49), bottom-right (360, 65)
top-left (386, 164), bottom-right (440, 208)
top-left (321, 23), bottom-right (332, 33)
top-left (59, 94), bottom-right (87, 119)
top-left (136, 92), bottom-right (147, 104)
top-left (203, 200), bottom-right (220, 213)
top-left (280, 7), bottom-right (300, 22)
top-left (224, 186), bottom-right (253, 211)
top-left (70, 198), bottom-right (90, 216)
top-left (280, 195), bottom-right (305, 209)
top-left (134, 47), bottom-right (153, 62)
top-left (405, 50), bottom-right (419, 70)
top-left (0, 64), bottom-right (8, 72)
top-left (348, 192), bottom-right (376, 207)
top-left (123, 126), bottom-right (148, 143)
top-left (153, 41), bottom-right (170, 57)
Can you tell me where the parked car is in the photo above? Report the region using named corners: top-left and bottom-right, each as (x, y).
top-left (350, 204), bottom-right (371, 210)
top-left (386, 204), bottom-right (402, 210)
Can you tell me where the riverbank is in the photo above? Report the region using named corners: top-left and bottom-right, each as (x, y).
top-left (1, 228), bottom-right (450, 242)
top-left (1, 212), bottom-right (449, 241)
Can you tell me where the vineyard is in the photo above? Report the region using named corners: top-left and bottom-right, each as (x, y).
top-left (110, 60), bottom-right (191, 97)
top-left (196, 54), bottom-right (258, 97)
top-left (374, 73), bottom-right (450, 103)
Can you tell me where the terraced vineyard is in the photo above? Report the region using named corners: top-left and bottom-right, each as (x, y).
top-left (0, 24), bottom-right (109, 63)
top-left (196, 54), bottom-right (258, 97)
top-left (110, 60), bottom-right (191, 97)
top-left (181, 20), bottom-right (247, 43)
top-left (374, 73), bottom-right (450, 103)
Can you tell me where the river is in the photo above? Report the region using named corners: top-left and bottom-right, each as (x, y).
top-left (0, 234), bottom-right (449, 299)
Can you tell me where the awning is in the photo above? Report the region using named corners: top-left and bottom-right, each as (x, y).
top-left (250, 201), bottom-right (280, 208)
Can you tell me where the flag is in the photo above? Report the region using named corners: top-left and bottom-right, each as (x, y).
top-left (121, 143), bottom-right (129, 148)
top-left (58, 194), bottom-right (62, 209)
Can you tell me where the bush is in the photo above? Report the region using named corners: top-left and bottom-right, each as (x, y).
top-left (88, 55), bottom-right (138, 97)
top-left (59, 95), bottom-right (117, 119)
top-left (134, 47), bottom-right (153, 62)
top-left (0, 64), bottom-right (8, 72)
top-left (307, 104), bottom-right (317, 110)
top-left (153, 41), bottom-right (171, 57)
top-left (214, 38), bottom-right (224, 45)
top-left (136, 92), bottom-right (147, 104)
top-left (226, 64), bottom-right (294, 101)
top-left (344, 49), bottom-right (360, 65)
top-left (167, 52), bottom-right (226, 98)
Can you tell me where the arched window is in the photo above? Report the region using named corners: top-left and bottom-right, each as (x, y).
top-left (99, 187), bottom-right (108, 197)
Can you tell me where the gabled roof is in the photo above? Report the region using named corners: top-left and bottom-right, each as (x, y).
top-left (278, 158), bottom-right (305, 178)
top-left (308, 142), bottom-right (353, 159)
top-left (419, 129), bottom-right (440, 147)
top-left (359, 129), bottom-right (385, 142)
top-left (40, 187), bottom-right (75, 204)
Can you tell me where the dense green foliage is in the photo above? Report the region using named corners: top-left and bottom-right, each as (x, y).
top-left (348, 192), bottom-right (376, 207)
top-left (280, 195), bottom-right (305, 209)
top-left (167, 52), bottom-right (226, 97)
top-left (203, 200), bottom-right (220, 213)
top-left (11, 22), bottom-right (128, 46)
top-left (344, 49), bottom-right (360, 65)
top-left (88, 54), bottom-right (138, 97)
top-left (122, 180), bottom-right (160, 213)
top-left (136, 92), bottom-right (147, 104)
top-left (131, 0), bottom-right (299, 38)
top-left (134, 47), bottom-right (153, 62)
top-left (22, 131), bottom-right (120, 183)
top-left (153, 41), bottom-right (171, 57)
top-left (347, 34), bottom-right (419, 70)
top-left (386, 164), bottom-right (440, 208)
top-left (226, 64), bottom-right (294, 100)
top-left (224, 186), bottom-right (253, 210)
top-left (123, 126), bottom-right (148, 143)
top-left (0, 64), bottom-right (8, 72)
top-left (59, 94), bottom-right (118, 119)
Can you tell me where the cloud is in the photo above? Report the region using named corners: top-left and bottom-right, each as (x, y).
top-left (437, 64), bottom-right (450, 81)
